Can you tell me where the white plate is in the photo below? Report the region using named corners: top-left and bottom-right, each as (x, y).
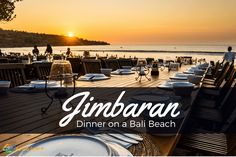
top-left (78, 73), bottom-right (110, 81)
top-left (158, 81), bottom-right (191, 89)
top-left (131, 67), bottom-right (148, 71)
top-left (169, 76), bottom-right (188, 80)
top-left (107, 142), bottom-right (133, 157)
top-left (173, 82), bottom-right (194, 87)
top-left (111, 69), bottom-right (135, 75)
top-left (174, 73), bottom-right (192, 77)
top-left (183, 71), bottom-right (194, 74)
top-left (19, 135), bottom-right (111, 156)
top-left (30, 80), bottom-right (60, 88)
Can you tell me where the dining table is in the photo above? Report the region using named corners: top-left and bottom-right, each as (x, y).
top-left (0, 64), bottom-right (199, 156)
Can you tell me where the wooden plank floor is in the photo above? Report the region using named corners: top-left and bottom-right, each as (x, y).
top-left (0, 65), bottom-right (192, 156)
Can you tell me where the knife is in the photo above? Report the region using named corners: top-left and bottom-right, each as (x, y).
top-left (95, 134), bottom-right (132, 148)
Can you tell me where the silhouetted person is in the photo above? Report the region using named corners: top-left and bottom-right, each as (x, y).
top-left (223, 46), bottom-right (235, 64)
top-left (32, 45), bottom-right (39, 56)
top-left (45, 44), bottom-right (53, 55)
top-left (66, 48), bottom-right (72, 57)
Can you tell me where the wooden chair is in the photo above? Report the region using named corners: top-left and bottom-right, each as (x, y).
top-left (0, 58), bottom-right (9, 63)
top-left (132, 59), bottom-right (138, 67)
top-left (178, 114), bottom-right (236, 155)
top-left (104, 59), bottom-right (120, 71)
top-left (82, 59), bottom-right (102, 74)
top-left (202, 62), bottom-right (230, 88)
top-left (84, 57), bottom-right (96, 59)
top-left (205, 61), bottom-right (220, 79)
top-left (191, 80), bottom-right (236, 131)
top-left (198, 68), bottom-right (236, 109)
top-left (0, 63), bottom-right (26, 88)
top-left (118, 59), bottom-right (133, 68)
top-left (146, 58), bottom-right (154, 65)
top-left (67, 58), bottom-right (84, 75)
top-left (33, 63), bottom-right (52, 80)
top-left (178, 83), bottom-right (236, 155)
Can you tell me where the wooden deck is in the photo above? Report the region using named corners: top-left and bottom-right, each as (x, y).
top-left (0, 65), bottom-right (194, 156)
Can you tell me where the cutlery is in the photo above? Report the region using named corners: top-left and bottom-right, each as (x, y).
top-left (88, 76), bottom-right (95, 80)
top-left (108, 133), bottom-right (139, 144)
top-left (95, 134), bottom-right (132, 148)
top-left (87, 126), bottom-right (143, 141)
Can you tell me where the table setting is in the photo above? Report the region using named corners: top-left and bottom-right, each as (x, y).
top-left (78, 73), bottom-right (110, 81)
top-left (7, 133), bottom-right (145, 156)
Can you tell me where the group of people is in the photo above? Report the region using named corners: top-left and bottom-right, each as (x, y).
top-left (32, 44), bottom-right (72, 57)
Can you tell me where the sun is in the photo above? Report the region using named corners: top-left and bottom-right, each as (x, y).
top-left (68, 32), bottom-right (74, 38)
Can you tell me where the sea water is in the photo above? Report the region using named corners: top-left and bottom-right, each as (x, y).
top-left (1, 44), bottom-right (235, 62)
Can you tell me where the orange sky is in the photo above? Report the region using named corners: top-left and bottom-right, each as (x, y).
top-left (1, 0), bottom-right (236, 45)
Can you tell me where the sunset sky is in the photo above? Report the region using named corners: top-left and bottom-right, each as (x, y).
top-left (1, 0), bottom-right (236, 45)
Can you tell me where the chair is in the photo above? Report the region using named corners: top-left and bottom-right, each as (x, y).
top-left (146, 58), bottom-right (154, 65)
top-left (82, 59), bottom-right (102, 74)
top-left (118, 59), bottom-right (133, 68)
top-left (202, 62), bottom-right (230, 88)
top-left (132, 59), bottom-right (138, 67)
top-left (104, 59), bottom-right (120, 71)
top-left (67, 58), bottom-right (84, 75)
top-left (0, 58), bottom-right (9, 63)
top-left (198, 68), bottom-right (236, 109)
top-left (33, 63), bottom-right (52, 80)
top-left (178, 83), bottom-right (236, 155)
top-left (84, 57), bottom-right (96, 59)
top-left (0, 63), bottom-right (26, 88)
top-left (192, 80), bottom-right (236, 131)
top-left (37, 55), bottom-right (46, 61)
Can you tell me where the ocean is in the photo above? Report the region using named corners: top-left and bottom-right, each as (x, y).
top-left (1, 45), bottom-right (235, 62)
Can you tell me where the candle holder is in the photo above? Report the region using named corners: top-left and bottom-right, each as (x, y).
top-left (135, 58), bottom-right (151, 82)
top-left (41, 74), bottom-right (77, 114)
top-left (41, 60), bottom-right (76, 114)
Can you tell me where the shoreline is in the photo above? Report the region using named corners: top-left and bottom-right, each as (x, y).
top-left (74, 49), bottom-right (229, 55)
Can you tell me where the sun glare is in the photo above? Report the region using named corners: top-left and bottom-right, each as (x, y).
top-left (68, 32), bottom-right (74, 38)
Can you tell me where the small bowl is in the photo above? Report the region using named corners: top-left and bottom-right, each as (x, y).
top-left (187, 75), bottom-right (202, 85)
top-left (100, 68), bottom-right (112, 76)
top-left (0, 81), bottom-right (11, 95)
top-left (194, 69), bottom-right (205, 76)
top-left (173, 82), bottom-right (194, 97)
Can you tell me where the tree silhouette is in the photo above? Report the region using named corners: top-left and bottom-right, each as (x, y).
top-left (0, 0), bottom-right (22, 22)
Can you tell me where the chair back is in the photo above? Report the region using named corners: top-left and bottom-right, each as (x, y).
top-left (146, 58), bottom-right (154, 65)
top-left (212, 61), bottom-right (220, 77)
top-left (219, 81), bottom-right (236, 122)
top-left (0, 58), bottom-right (9, 63)
top-left (84, 57), bottom-right (96, 59)
top-left (132, 59), bottom-right (138, 67)
top-left (33, 63), bottom-right (52, 80)
top-left (214, 62), bottom-right (230, 87)
top-left (104, 59), bottom-right (120, 71)
top-left (37, 55), bottom-right (46, 61)
top-left (118, 59), bottom-right (133, 68)
top-left (0, 63), bottom-right (26, 88)
top-left (67, 58), bottom-right (83, 74)
top-left (82, 59), bottom-right (102, 74)
top-left (227, 134), bottom-right (236, 155)
top-left (215, 68), bottom-right (236, 107)
top-left (158, 59), bottom-right (164, 64)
